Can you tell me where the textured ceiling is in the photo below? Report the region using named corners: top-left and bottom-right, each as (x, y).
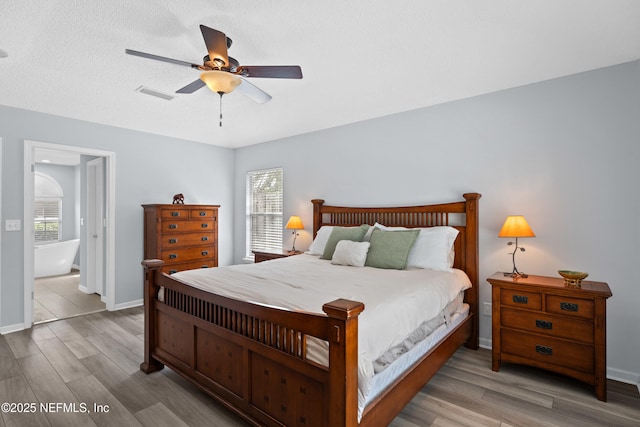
top-left (1, 1), bottom-right (639, 148)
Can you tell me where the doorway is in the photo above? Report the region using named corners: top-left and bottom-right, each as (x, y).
top-left (24, 140), bottom-right (116, 328)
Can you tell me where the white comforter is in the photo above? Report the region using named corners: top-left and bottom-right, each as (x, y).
top-left (173, 254), bottom-right (471, 408)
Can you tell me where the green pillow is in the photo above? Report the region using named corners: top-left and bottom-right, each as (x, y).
top-left (365, 228), bottom-right (420, 270)
top-left (321, 225), bottom-right (369, 260)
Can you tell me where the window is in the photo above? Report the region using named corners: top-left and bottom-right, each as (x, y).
top-left (34, 172), bottom-right (64, 244)
top-left (34, 199), bottom-right (62, 243)
top-left (246, 168), bottom-right (283, 257)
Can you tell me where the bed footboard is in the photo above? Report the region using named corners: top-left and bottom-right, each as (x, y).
top-left (141, 260), bottom-right (364, 427)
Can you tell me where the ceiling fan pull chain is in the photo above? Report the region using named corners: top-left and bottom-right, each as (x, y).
top-left (218, 91), bottom-right (224, 127)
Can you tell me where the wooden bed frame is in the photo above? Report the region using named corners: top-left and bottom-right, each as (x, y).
top-left (141, 193), bottom-right (480, 427)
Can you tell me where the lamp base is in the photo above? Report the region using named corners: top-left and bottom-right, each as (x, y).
top-left (504, 271), bottom-right (528, 279)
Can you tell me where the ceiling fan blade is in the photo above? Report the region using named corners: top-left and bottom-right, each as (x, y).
top-left (176, 79), bottom-right (206, 94)
top-left (236, 78), bottom-right (272, 104)
top-left (239, 65), bottom-right (303, 79)
top-left (200, 25), bottom-right (229, 68)
top-left (125, 49), bottom-right (200, 68)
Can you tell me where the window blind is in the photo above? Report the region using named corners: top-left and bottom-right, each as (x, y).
top-left (34, 199), bottom-right (62, 243)
top-left (246, 168), bottom-right (283, 256)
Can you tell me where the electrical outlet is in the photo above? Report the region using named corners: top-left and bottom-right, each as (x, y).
top-left (5, 219), bottom-right (21, 231)
top-left (483, 302), bottom-right (492, 316)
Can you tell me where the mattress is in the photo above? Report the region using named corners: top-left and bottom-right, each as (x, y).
top-left (171, 254), bottom-right (472, 418)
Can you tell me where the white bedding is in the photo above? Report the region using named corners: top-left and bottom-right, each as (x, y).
top-left (172, 254), bottom-right (471, 415)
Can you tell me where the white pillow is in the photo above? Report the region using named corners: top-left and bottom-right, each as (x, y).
top-left (363, 223), bottom-right (458, 271)
top-left (331, 240), bottom-right (371, 267)
top-left (306, 226), bottom-right (333, 255)
top-left (408, 226), bottom-right (459, 271)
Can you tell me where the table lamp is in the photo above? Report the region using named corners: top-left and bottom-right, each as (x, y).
top-left (285, 215), bottom-right (304, 253)
top-left (498, 215), bottom-right (535, 278)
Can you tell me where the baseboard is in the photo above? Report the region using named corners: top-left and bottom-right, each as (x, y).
top-left (0, 323), bottom-right (26, 335)
top-left (77, 284), bottom-right (91, 294)
top-left (607, 367), bottom-right (640, 391)
top-left (479, 337), bottom-right (492, 350)
top-left (112, 299), bottom-right (143, 311)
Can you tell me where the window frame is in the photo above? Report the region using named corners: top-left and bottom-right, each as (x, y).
top-left (34, 198), bottom-right (62, 244)
top-left (245, 167), bottom-right (284, 259)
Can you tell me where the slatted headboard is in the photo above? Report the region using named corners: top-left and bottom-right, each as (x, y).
top-left (311, 193), bottom-right (481, 349)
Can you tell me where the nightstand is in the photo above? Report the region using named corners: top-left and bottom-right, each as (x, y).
top-left (252, 250), bottom-right (301, 263)
top-left (487, 272), bottom-right (612, 401)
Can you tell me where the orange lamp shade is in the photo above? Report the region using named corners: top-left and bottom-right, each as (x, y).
top-left (285, 215), bottom-right (304, 230)
top-left (498, 215), bottom-right (535, 238)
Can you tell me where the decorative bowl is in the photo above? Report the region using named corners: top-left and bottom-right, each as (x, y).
top-left (558, 270), bottom-right (588, 287)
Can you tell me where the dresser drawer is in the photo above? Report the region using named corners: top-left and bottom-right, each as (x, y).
top-left (501, 288), bottom-right (541, 310)
top-left (546, 295), bottom-right (594, 319)
top-left (502, 329), bottom-right (594, 373)
top-left (161, 247), bottom-right (215, 263)
top-left (189, 208), bottom-right (216, 219)
top-left (159, 233), bottom-right (215, 249)
top-left (160, 208), bottom-right (190, 220)
top-left (161, 220), bottom-right (215, 233)
top-left (501, 307), bottom-right (594, 344)
top-left (162, 259), bottom-right (217, 274)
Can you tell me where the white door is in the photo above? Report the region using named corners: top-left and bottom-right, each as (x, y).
top-left (87, 158), bottom-right (104, 296)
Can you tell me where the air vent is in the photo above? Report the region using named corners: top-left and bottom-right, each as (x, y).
top-left (135, 86), bottom-right (174, 101)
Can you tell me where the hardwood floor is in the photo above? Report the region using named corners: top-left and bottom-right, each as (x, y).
top-left (1, 306), bottom-right (638, 426)
top-left (34, 270), bottom-right (105, 324)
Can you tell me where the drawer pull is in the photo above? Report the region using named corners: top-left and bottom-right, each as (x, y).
top-left (199, 211), bottom-right (207, 216)
top-left (536, 320), bottom-right (553, 330)
top-left (201, 223), bottom-right (209, 228)
top-left (169, 224), bottom-right (178, 229)
top-left (512, 295), bottom-right (528, 304)
top-left (169, 254), bottom-right (177, 259)
top-left (201, 236), bottom-right (209, 241)
top-left (201, 251), bottom-right (209, 256)
top-left (201, 265), bottom-right (209, 269)
top-left (168, 238), bottom-right (177, 244)
top-left (535, 345), bottom-right (553, 355)
top-left (560, 302), bottom-right (579, 312)
top-left (171, 212), bottom-right (180, 217)
top-left (169, 270), bottom-right (177, 274)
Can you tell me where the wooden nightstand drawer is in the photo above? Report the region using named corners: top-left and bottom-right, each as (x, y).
top-left (500, 288), bottom-right (541, 310)
top-left (501, 307), bottom-right (594, 344)
top-left (546, 295), bottom-right (594, 319)
top-left (502, 329), bottom-right (594, 373)
top-left (252, 250), bottom-right (299, 263)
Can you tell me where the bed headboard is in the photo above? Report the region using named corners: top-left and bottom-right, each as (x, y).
top-left (311, 193), bottom-right (481, 348)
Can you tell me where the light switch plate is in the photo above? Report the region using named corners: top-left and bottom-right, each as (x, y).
top-left (5, 219), bottom-right (21, 231)
top-left (483, 302), bottom-right (492, 316)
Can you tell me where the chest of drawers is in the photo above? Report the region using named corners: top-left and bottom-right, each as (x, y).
top-left (143, 204), bottom-right (219, 274)
top-left (487, 272), bottom-right (612, 401)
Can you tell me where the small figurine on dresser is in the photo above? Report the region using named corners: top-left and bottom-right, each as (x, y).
top-left (172, 193), bottom-right (184, 204)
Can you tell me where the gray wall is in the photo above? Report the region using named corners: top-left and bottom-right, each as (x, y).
top-left (1, 106), bottom-right (235, 327)
top-left (234, 61), bottom-right (640, 384)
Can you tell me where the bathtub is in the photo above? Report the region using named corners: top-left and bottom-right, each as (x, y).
top-left (34, 239), bottom-right (80, 278)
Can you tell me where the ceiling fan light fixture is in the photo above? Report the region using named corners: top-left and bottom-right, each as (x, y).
top-left (200, 70), bottom-right (241, 94)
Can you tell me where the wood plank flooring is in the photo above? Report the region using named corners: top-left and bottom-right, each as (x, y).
top-left (1, 306), bottom-right (638, 426)
top-left (34, 271), bottom-right (105, 324)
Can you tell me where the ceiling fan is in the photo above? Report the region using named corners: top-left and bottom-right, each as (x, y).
top-left (126, 25), bottom-right (303, 125)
